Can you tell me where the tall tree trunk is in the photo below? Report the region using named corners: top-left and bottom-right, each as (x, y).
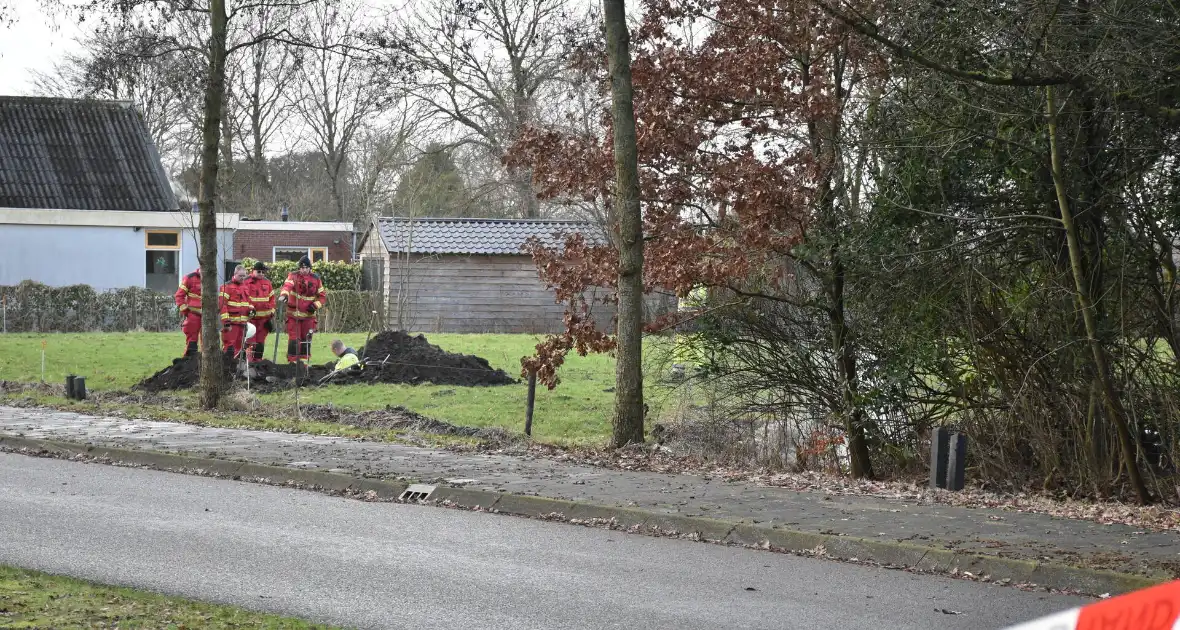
top-left (198, 0), bottom-right (229, 410)
top-left (1046, 86), bottom-right (1150, 504)
top-left (830, 250), bottom-right (874, 478)
top-left (603, 0), bottom-right (645, 447)
top-left (511, 167), bottom-right (540, 218)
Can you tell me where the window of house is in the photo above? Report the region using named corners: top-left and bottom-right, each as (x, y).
top-left (145, 230), bottom-right (181, 293)
top-left (273, 246), bottom-right (329, 263)
top-left (145, 230), bottom-right (181, 248)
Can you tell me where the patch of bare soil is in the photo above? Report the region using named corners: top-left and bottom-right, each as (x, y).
top-left (135, 330), bottom-right (516, 392)
top-left (136, 353), bottom-right (238, 393)
top-left (296, 403), bottom-right (521, 444)
top-left (0, 380), bottom-right (65, 397)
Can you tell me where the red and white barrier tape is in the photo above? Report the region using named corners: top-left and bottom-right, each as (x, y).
top-left (1006, 580), bottom-right (1180, 629)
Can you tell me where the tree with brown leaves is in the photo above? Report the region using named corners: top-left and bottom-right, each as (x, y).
top-left (510, 0), bottom-right (883, 470)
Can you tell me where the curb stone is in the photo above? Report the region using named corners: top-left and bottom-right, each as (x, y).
top-left (0, 434), bottom-right (1164, 597)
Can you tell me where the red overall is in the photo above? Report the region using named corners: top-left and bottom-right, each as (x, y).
top-left (244, 275), bottom-right (274, 362)
top-left (173, 270), bottom-right (203, 356)
top-left (279, 270), bottom-right (326, 363)
top-left (218, 280), bottom-right (253, 356)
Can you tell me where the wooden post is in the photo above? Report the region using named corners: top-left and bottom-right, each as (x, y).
top-left (525, 369), bottom-right (537, 437)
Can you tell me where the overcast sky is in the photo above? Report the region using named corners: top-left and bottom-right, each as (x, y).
top-left (1, 0), bottom-right (83, 94)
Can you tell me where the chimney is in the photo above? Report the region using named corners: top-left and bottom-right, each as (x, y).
top-left (280, 205), bottom-right (289, 222)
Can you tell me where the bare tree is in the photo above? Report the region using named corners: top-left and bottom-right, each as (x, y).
top-left (226, 3), bottom-right (301, 214)
top-left (42, 0), bottom-right (331, 409)
top-left (380, 0), bottom-right (582, 218)
top-left (292, 0), bottom-right (396, 222)
top-left (348, 98), bottom-right (427, 218)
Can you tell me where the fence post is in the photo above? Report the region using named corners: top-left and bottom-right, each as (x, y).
top-left (2, 294), bottom-right (5, 333)
top-left (524, 369), bottom-right (537, 437)
top-left (947, 433), bottom-right (968, 491)
top-left (930, 427), bottom-right (949, 489)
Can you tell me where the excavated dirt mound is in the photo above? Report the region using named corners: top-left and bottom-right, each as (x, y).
top-left (137, 354), bottom-right (237, 393)
top-left (135, 330), bottom-right (516, 392)
top-left (349, 330), bottom-right (516, 387)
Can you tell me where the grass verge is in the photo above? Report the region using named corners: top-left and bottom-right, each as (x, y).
top-left (0, 332), bottom-right (682, 445)
top-left (0, 564), bottom-right (338, 629)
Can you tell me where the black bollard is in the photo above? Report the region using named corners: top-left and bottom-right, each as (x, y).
top-left (947, 433), bottom-right (968, 491)
top-left (930, 427), bottom-right (949, 489)
top-left (73, 376), bottom-right (87, 401)
top-left (65, 375), bottom-right (76, 400)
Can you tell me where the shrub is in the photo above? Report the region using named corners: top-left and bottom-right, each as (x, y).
top-left (240, 257), bottom-right (361, 290)
top-left (0, 280), bottom-right (379, 334)
top-left (315, 290), bottom-right (383, 333)
top-left (0, 281), bottom-right (177, 332)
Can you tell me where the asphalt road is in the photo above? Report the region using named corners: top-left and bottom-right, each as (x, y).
top-left (0, 452), bottom-right (1089, 630)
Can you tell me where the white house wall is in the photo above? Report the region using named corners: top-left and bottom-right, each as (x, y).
top-left (0, 224), bottom-right (234, 290)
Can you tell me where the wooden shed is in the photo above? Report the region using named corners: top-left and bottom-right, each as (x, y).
top-left (358, 217), bottom-right (668, 334)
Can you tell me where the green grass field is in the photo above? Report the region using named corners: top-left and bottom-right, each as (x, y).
top-left (0, 564), bottom-right (337, 628)
top-left (0, 332), bottom-right (676, 444)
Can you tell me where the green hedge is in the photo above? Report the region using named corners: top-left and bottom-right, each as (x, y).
top-left (240, 258), bottom-right (361, 290)
top-left (0, 281), bottom-right (177, 332)
top-left (0, 280), bottom-right (379, 334)
top-left (315, 290), bottom-right (384, 333)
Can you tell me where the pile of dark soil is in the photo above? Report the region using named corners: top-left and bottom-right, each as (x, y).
top-left (135, 330), bottom-right (516, 392)
top-left (350, 330), bottom-right (516, 387)
top-left (248, 331), bottom-right (516, 388)
top-left (137, 353), bottom-right (237, 393)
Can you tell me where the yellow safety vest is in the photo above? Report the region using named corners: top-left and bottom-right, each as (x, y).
top-left (334, 352), bottom-right (360, 372)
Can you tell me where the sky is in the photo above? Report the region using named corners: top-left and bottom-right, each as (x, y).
top-left (0, 0), bottom-right (83, 95)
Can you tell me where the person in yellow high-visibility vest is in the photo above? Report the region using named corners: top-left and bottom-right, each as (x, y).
top-left (330, 339), bottom-right (360, 372)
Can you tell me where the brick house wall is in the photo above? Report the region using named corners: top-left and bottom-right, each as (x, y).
top-left (233, 221), bottom-right (355, 263)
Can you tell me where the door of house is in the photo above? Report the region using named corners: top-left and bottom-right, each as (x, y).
top-left (145, 230), bottom-right (181, 293)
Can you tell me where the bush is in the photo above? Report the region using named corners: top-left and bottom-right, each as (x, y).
top-left (0, 281), bottom-right (177, 332)
top-left (240, 258), bottom-right (361, 290)
top-left (316, 290), bottom-right (383, 333)
top-left (0, 280), bottom-right (379, 334)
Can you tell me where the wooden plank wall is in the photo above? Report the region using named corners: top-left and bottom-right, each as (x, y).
top-left (358, 232), bottom-right (391, 320)
top-left (383, 254), bottom-right (612, 333)
top-left (363, 235), bottom-right (677, 334)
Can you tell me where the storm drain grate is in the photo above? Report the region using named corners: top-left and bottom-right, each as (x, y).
top-left (399, 483), bottom-right (437, 502)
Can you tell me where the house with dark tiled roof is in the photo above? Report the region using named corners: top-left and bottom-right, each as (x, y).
top-left (0, 96), bottom-right (238, 291)
top-left (357, 216), bottom-right (674, 333)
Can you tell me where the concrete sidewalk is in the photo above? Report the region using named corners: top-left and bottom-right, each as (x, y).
top-left (1, 405), bottom-right (1175, 596)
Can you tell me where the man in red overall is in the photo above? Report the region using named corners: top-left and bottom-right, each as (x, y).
top-left (278, 256), bottom-right (327, 364)
top-left (244, 261), bottom-right (275, 363)
top-left (218, 265), bottom-right (254, 357)
top-left (173, 267), bottom-right (203, 357)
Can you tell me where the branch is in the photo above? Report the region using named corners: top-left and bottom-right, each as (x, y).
top-left (810, 0), bottom-right (1079, 88)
